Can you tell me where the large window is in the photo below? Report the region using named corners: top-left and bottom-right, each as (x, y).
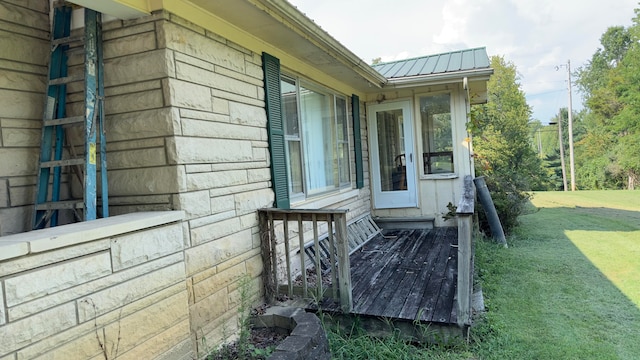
top-left (420, 94), bottom-right (454, 175)
top-left (281, 75), bottom-right (350, 201)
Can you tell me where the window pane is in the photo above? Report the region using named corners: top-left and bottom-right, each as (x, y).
top-left (287, 140), bottom-right (304, 194)
top-left (376, 109), bottom-right (406, 191)
top-left (281, 77), bottom-right (299, 137)
top-left (421, 94), bottom-right (454, 174)
top-left (300, 84), bottom-right (336, 194)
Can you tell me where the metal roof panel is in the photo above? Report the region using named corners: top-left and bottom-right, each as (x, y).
top-left (372, 47), bottom-right (490, 79)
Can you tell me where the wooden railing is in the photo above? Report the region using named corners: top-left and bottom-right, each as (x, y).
top-left (456, 175), bottom-right (475, 326)
top-left (259, 208), bottom-right (353, 312)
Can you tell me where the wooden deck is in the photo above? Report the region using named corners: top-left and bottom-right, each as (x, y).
top-left (316, 227), bottom-right (459, 325)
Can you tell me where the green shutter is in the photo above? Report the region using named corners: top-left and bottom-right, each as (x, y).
top-left (262, 53), bottom-right (290, 209)
top-left (352, 94), bottom-right (364, 189)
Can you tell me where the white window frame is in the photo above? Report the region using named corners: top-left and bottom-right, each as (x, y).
top-left (416, 91), bottom-right (458, 179)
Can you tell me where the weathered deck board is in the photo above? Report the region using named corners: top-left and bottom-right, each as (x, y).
top-left (349, 227), bottom-right (458, 324)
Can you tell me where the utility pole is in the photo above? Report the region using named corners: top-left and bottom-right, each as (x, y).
top-left (566, 60), bottom-right (576, 191)
top-left (556, 110), bottom-right (568, 192)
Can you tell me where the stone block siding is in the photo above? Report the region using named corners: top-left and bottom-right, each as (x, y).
top-left (0, 212), bottom-right (192, 360)
top-left (0, 3), bottom-right (373, 358)
top-left (0, 0), bottom-right (50, 235)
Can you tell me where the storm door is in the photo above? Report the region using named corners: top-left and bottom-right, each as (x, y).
top-left (368, 101), bottom-right (417, 208)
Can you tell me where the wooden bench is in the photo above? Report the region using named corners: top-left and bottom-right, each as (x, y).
top-left (303, 213), bottom-right (382, 272)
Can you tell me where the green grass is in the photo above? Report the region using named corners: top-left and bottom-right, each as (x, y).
top-left (471, 190), bottom-right (640, 359)
top-left (325, 190), bottom-right (640, 359)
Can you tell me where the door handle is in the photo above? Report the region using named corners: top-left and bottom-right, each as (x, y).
top-left (409, 153), bottom-right (413, 162)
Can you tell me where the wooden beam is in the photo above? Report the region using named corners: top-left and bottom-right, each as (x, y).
top-left (335, 213), bottom-right (353, 312)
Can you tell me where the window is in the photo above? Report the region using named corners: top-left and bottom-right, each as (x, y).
top-left (420, 94), bottom-right (454, 175)
top-left (281, 75), bottom-right (350, 201)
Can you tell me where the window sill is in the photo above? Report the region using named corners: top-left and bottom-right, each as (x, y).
top-left (420, 173), bottom-right (459, 180)
top-left (292, 188), bottom-right (359, 210)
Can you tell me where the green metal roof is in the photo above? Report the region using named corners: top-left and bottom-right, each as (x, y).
top-left (372, 47), bottom-right (490, 79)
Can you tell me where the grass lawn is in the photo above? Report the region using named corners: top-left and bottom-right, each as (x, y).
top-left (471, 190), bottom-right (640, 359)
top-left (325, 190), bottom-right (640, 359)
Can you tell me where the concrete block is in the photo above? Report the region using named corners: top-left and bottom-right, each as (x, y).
top-left (192, 262), bottom-right (245, 303)
top-left (104, 49), bottom-right (170, 87)
top-left (212, 97), bottom-right (230, 115)
top-left (0, 240), bottom-right (29, 262)
top-left (190, 216), bottom-right (241, 245)
top-left (104, 88), bottom-right (164, 115)
top-left (210, 195), bottom-right (235, 214)
top-left (185, 164), bottom-right (212, 173)
top-left (247, 168), bottom-right (272, 183)
top-left (0, 70), bottom-right (46, 92)
top-left (111, 223), bottom-right (184, 271)
top-left (1, 128), bottom-right (40, 147)
top-left (103, 21), bottom-right (155, 41)
top-left (4, 252), bottom-right (112, 307)
top-left (167, 137), bottom-right (253, 165)
top-left (108, 147), bottom-right (167, 170)
top-left (245, 254), bottom-right (263, 278)
top-left (0, 89), bottom-right (43, 119)
top-left (186, 169), bottom-right (248, 192)
top-left (212, 88), bottom-right (263, 108)
top-left (229, 101), bottom-right (267, 127)
top-left (104, 79), bottom-right (161, 97)
top-left (106, 107), bottom-right (179, 142)
top-left (103, 30), bottom-right (157, 58)
top-left (77, 262), bottom-right (185, 322)
top-left (0, 303), bottom-right (76, 356)
top-left (162, 22), bottom-right (245, 73)
top-left (208, 181), bottom-right (268, 198)
top-left (172, 190), bottom-right (211, 219)
top-left (181, 118), bottom-right (262, 141)
top-left (7, 185), bottom-right (34, 207)
top-left (189, 288), bottom-right (228, 333)
top-left (188, 210), bottom-right (235, 229)
top-left (234, 188), bottom-right (273, 215)
top-left (9, 254), bottom-right (185, 323)
top-left (116, 320), bottom-right (192, 360)
top-left (245, 61), bottom-right (263, 79)
top-left (0, 285), bottom-right (4, 325)
top-left (108, 166), bottom-right (182, 196)
top-left (0, 31), bottom-right (48, 65)
top-left (174, 52), bottom-right (214, 72)
top-left (175, 61), bottom-right (258, 98)
top-left (215, 65), bottom-right (262, 86)
top-left (179, 108), bottom-right (229, 122)
top-left (185, 229), bottom-right (252, 275)
top-left (0, 239), bottom-right (109, 276)
top-left (0, 179), bottom-right (8, 207)
top-left (164, 78), bottom-right (212, 111)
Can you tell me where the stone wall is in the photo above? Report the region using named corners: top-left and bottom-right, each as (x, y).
top-left (0, 211), bottom-right (192, 360)
top-left (0, 3), bottom-right (373, 358)
top-left (0, 0), bottom-right (50, 235)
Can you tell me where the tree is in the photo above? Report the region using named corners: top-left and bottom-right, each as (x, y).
top-left (470, 56), bottom-right (549, 233)
top-left (575, 15), bottom-right (640, 189)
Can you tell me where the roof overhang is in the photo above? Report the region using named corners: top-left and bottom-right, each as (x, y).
top-left (385, 68), bottom-right (494, 104)
top-left (87, 0), bottom-right (386, 94)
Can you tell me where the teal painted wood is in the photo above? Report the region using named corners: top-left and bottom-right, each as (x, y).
top-left (352, 95), bottom-right (364, 189)
top-left (84, 9), bottom-right (99, 221)
top-left (372, 47), bottom-right (490, 79)
top-left (96, 11), bottom-right (109, 218)
top-left (262, 52), bottom-right (290, 209)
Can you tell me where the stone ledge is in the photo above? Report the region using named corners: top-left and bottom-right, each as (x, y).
top-left (0, 211), bottom-right (185, 260)
top-left (252, 307), bottom-right (330, 360)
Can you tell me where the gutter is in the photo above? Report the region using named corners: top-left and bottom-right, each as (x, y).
top-left (260, 0), bottom-right (388, 89)
top-left (385, 68), bottom-right (494, 89)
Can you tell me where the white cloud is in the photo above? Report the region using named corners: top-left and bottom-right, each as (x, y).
top-left (289, 0), bottom-right (638, 121)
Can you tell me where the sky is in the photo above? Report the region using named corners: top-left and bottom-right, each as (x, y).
top-left (287, 0), bottom-right (638, 123)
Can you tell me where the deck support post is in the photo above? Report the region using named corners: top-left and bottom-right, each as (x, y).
top-left (456, 176), bottom-right (475, 327)
top-left (335, 212), bottom-right (353, 312)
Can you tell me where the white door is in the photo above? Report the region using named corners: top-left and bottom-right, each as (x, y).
top-left (368, 100), bottom-right (417, 208)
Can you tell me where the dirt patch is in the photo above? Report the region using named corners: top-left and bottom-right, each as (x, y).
top-left (208, 326), bottom-right (288, 360)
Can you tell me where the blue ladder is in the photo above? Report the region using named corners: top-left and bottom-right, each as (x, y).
top-left (33, 4), bottom-right (108, 229)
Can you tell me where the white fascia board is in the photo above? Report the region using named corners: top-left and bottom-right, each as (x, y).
top-left (385, 68), bottom-right (494, 89)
